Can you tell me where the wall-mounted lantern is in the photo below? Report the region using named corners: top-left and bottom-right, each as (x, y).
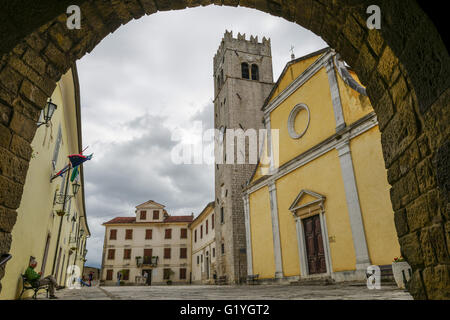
top-left (53, 181), bottom-right (81, 206)
top-left (37, 98), bottom-right (57, 127)
top-left (72, 180), bottom-right (81, 196)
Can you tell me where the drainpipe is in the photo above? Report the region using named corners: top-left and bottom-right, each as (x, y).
top-left (51, 168), bottom-right (71, 276)
top-left (72, 217), bottom-right (82, 270)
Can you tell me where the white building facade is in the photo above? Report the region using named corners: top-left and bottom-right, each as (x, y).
top-left (190, 202), bottom-right (217, 284)
top-left (101, 200), bottom-right (192, 285)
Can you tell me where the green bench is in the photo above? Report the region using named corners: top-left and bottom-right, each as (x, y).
top-left (19, 274), bottom-right (49, 300)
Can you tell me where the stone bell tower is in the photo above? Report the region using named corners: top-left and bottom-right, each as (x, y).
top-left (213, 31), bottom-right (274, 284)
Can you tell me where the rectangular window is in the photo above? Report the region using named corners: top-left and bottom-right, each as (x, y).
top-left (194, 230), bottom-right (197, 243)
top-left (212, 248), bottom-right (215, 258)
top-left (180, 248), bottom-right (187, 259)
top-left (206, 220), bottom-right (208, 235)
top-left (106, 269), bottom-right (113, 280)
top-left (180, 228), bottom-right (187, 239)
top-left (221, 243), bottom-right (225, 255)
top-left (197, 255), bottom-right (199, 265)
top-left (107, 249), bottom-right (115, 260)
top-left (163, 268), bottom-right (171, 280)
top-left (212, 214), bottom-right (215, 229)
top-left (59, 171), bottom-right (67, 198)
top-left (153, 210), bottom-right (159, 220)
top-left (145, 229), bottom-right (152, 240)
top-left (109, 229), bottom-right (117, 240)
top-left (123, 249), bottom-right (131, 260)
top-left (140, 210), bottom-right (147, 220)
top-left (65, 197), bottom-right (71, 215)
top-left (165, 229), bottom-right (172, 239)
top-left (52, 124), bottom-right (62, 169)
top-left (200, 225), bottom-right (203, 239)
top-left (125, 229), bottom-right (133, 240)
top-left (180, 268), bottom-right (186, 280)
top-left (220, 207), bottom-right (224, 223)
top-left (164, 248), bottom-right (171, 259)
top-left (144, 248), bottom-right (152, 258)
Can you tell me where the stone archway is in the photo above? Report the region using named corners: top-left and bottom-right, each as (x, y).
top-left (0, 0), bottom-right (448, 299)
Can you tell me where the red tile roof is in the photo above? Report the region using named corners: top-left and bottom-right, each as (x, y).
top-left (103, 217), bottom-right (136, 224)
top-left (103, 215), bottom-right (193, 224)
top-left (164, 215), bottom-right (193, 223)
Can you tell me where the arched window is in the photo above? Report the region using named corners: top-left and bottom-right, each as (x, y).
top-left (251, 64), bottom-right (259, 81)
top-left (241, 62), bottom-right (249, 79)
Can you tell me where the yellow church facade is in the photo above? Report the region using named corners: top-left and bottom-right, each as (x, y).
top-left (243, 48), bottom-right (400, 282)
top-left (0, 64), bottom-right (90, 299)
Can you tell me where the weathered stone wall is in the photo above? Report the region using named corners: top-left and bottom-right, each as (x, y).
top-left (0, 0), bottom-right (448, 298)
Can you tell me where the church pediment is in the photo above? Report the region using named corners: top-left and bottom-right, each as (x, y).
top-left (136, 200), bottom-right (165, 209)
top-left (289, 190), bottom-right (325, 216)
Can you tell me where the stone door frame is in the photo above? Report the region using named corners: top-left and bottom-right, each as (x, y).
top-left (291, 191), bottom-right (333, 279)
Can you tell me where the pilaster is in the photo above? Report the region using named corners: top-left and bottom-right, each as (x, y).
top-left (336, 139), bottom-right (371, 270)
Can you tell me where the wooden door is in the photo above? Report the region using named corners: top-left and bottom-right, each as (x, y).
top-left (142, 269), bottom-right (152, 285)
top-left (303, 215), bottom-right (327, 274)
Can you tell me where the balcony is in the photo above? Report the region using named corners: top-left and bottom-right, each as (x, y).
top-left (136, 256), bottom-right (158, 267)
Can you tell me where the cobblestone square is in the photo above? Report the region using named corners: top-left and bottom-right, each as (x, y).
top-left (38, 283), bottom-right (413, 300)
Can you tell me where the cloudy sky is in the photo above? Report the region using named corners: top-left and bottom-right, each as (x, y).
top-left (77, 5), bottom-right (327, 268)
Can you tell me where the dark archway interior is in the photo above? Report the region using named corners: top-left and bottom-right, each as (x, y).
top-left (0, 0), bottom-right (448, 299)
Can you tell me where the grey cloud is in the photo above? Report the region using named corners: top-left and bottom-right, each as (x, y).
top-left (190, 102), bottom-right (215, 130)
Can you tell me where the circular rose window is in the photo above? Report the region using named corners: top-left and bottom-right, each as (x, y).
top-left (287, 103), bottom-right (310, 139)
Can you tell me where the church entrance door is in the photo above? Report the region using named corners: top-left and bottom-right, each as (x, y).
top-left (303, 215), bottom-right (327, 275)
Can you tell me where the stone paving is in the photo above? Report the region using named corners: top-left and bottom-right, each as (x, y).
top-left (36, 283), bottom-right (413, 300)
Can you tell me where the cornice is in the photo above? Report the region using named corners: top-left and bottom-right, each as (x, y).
top-left (262, 50), bottom-right (334, 115)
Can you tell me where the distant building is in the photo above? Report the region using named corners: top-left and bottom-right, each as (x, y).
top-left (101, 200), bottom-right (193, 286)
top-left (83, 266), bottom-right (100, 281)
top-left (189, 202), bottom-right (216, 284)
top-left (0, 64), bottom-right (90, 299)
top-left (243, 48), bottom-right (401, 283)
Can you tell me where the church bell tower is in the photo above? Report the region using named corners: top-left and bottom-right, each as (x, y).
top-left (213, 31), bottom-right (274, 284)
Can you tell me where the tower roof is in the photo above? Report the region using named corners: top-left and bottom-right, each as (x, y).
top-left (214, 30), bottom-right (272, 69)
